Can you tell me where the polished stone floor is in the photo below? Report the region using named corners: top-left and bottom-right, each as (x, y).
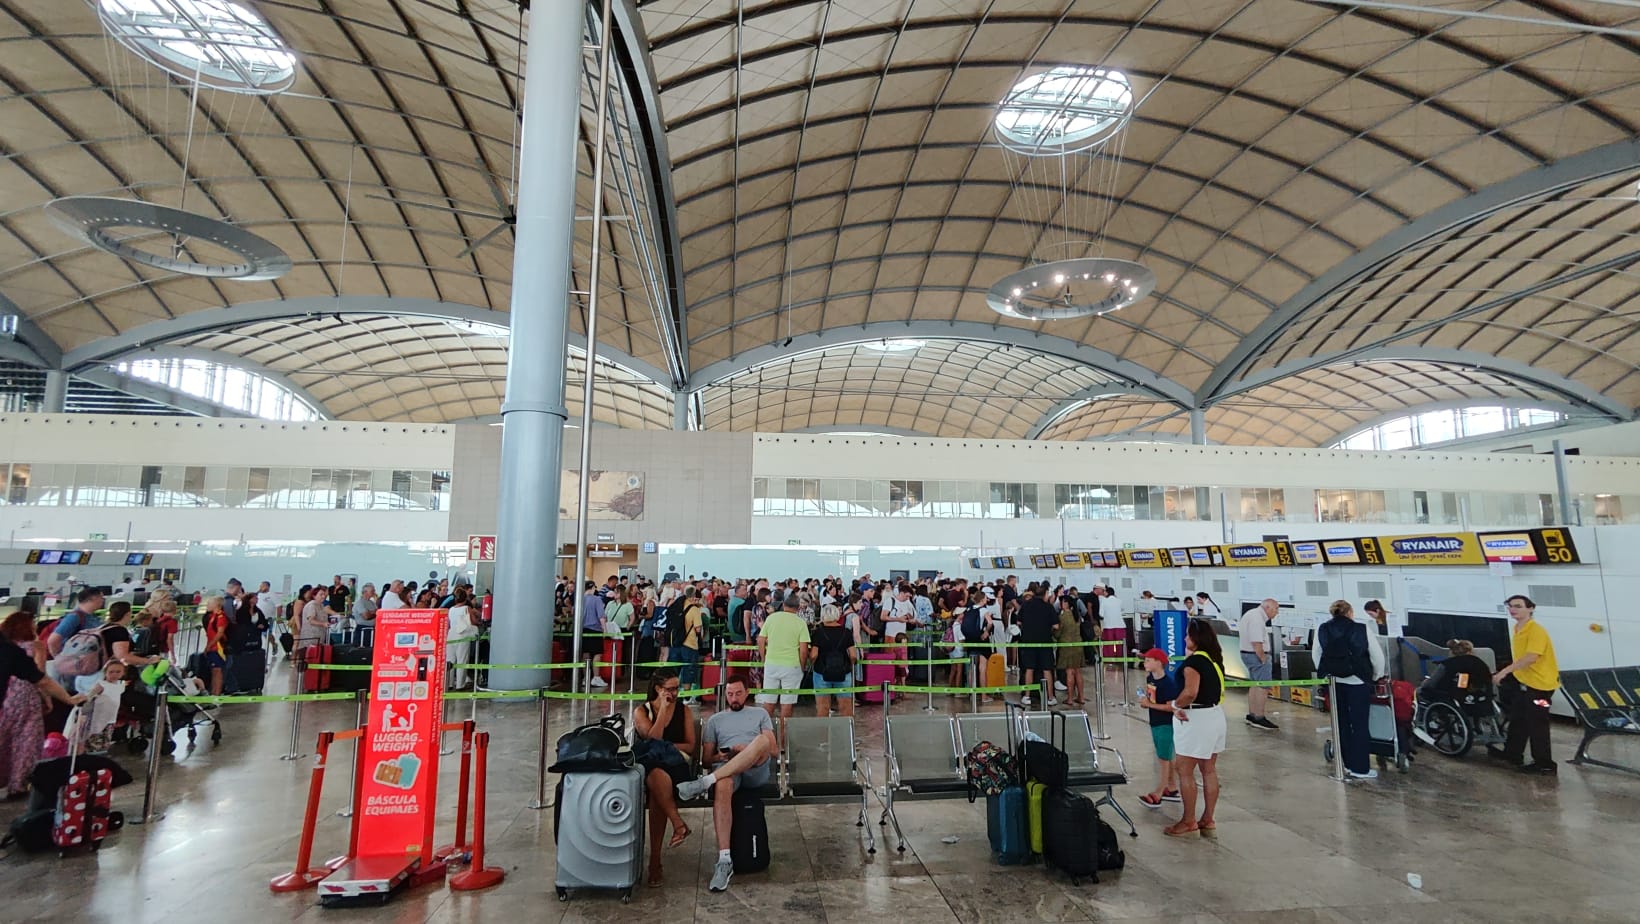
top-left (6, 660), bottom-right (1640, 924)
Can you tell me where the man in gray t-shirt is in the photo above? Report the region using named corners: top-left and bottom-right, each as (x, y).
top-left (677, 677), bottom-right (777, 893)
top-left (1239, 599), bottom-right (1278, 731)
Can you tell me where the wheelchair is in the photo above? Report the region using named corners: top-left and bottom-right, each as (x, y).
top-left (1414, 682), bottom-right (1508, 758)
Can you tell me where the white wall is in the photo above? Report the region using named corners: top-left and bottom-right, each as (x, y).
top-left (748, 432), bottom-right (1640, 494)
top-left (445, 424), bottom-right (754, 546)
top-left (0, 414), bottom-right (452, 544)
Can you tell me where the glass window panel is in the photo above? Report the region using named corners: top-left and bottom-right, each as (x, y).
top-left (1417, 409), bottom-right (1458, 444)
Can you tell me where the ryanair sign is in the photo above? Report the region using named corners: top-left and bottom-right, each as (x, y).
top-left (1361, 533), bottom-right (1484, 566)
top-left (1218, 542), bottom-right (1295, 567)
top-left (1123, 549), bottom-right (1166, 569)
top-left (1290, 541), bottom-right (1323, 565)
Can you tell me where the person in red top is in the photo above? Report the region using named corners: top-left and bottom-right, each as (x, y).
top-left (201, 595), bottom-right (230, 695)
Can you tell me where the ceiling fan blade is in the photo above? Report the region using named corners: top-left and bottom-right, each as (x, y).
top-left (366, 194), bottom-right (502, 221)
top-left (455, 222), bottom-right (512, 260)
top-left (476, 158), bottom-right (514, 216)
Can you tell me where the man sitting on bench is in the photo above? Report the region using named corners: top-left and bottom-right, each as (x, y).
top-left (678, 675), bottom-right (777, 892)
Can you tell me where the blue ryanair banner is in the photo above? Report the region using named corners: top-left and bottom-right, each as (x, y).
top-left (1155, 608), bottom-right (1188, 675)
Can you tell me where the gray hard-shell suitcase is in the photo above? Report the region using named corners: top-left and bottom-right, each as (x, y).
top-left (554, 767), bottom-right (646, 902)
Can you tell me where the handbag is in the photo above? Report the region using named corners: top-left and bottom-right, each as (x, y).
top-left (632, 735), bottom-right (687, 772)
top-left (548, 713), bottom-right (634, 773)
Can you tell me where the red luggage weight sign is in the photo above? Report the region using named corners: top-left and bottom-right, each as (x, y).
top-left (356, 608), bottom-right (447, 861)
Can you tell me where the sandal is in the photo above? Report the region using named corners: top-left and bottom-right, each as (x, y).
top-left (668, 824), bottom-right (691, 848)
top-left (1198, 822), bottom-right (1218, 839)
top-left (1162, 823), bottom-right (1199, 838)
top-left (647, 868), bottom-right (664, 887)
top-left (1138, 793), bottom-right (1163, 808)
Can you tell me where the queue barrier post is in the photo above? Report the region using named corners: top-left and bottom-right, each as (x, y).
top-left (1093, 650), bottom-right (1110, 740)
top-left (435, 720), bottom-right (476, 861)
top-left (1327, 677), bottom-right (1346, 782)
top-left (1119, 648), bottom-right (1131, 718)
top-left (269, 730), bottom-right (334, 892)
top-left (450, 731), bottom-right (505, 890)
top-left (279, 697), bottom-right (305, 762)
top-left (969, 654), bottom-right (979, 713)
top-left (527, 688), bottom-right (552, 811)
top-left (338, 688), bottom-right (367, 817)
top-left (921, 636), bottom-right (938, 714)
top-left (131, 689), bottom-right (167, 825)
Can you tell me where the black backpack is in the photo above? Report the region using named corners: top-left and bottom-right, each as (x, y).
top-left (960, 606), bottom-right (987, 642)
top-left (816, 630), bottom-right (852, 681)
top-left (668, 602), bottom-right (695, 649)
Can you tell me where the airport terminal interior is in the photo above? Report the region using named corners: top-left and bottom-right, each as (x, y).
top-left (3, 0), bottom-right (1640, 921)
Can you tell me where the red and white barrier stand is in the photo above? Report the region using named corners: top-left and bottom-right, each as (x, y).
top-left (449, 731), bottom-right (504, 891)
top-left (269, 730), bottom-right (339, 892)
top-left (433, 720), bottom-right (475, 862)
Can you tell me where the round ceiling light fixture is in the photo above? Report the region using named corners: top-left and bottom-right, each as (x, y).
top-left (994, 66), bottom-right (1134, 156)
top-left (45, 196), bottom-right (292, 280)
top-left (93, 0), bottom-right (298, 95)
top-left (988, 257), bottom-right (1155, 321)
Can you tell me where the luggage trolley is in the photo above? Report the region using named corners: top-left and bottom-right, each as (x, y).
top-left (1321, 680), bottom-right (1410, 773)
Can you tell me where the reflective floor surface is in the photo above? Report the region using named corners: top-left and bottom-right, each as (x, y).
top-left (5, 660), bottom-right (1639, 924)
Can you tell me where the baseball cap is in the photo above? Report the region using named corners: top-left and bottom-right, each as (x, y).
top-left (1142, 648), bottom-right (1168, 664)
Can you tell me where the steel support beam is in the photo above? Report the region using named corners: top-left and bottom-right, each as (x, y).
top-left (685, 321), bottom-right (1196, 408)
top-left (1025, 387), bottom-right (1173, 440)
top-left (74, 368), bottom-right (256, 419)
top-left (57, 295), bottom-right (673, 388)
top-left (1189, 408), bottom-right (1207, 445)
top-left (1214, 345), bottom-right (1633, 422)
top-left (1200, 137), bottom-right (1640, 403)
top-left (0, 292), bottom-right (63, 369)
top-left (1327, 398), bottom-right (1592, 448)
top-left (488, 0), bottom-right (584, 691)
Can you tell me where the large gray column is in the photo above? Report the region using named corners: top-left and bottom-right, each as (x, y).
top-left (488, 0), bottom-right (584, 691)
top-left (672, 391), bottom-right (690, 431)
top-left (42, 371), bottom-right (66, 413)
top-left (1189, 408), bottom-right (1209, 521)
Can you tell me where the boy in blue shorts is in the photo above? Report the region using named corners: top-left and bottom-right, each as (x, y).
top-left (1136, 647), bottom-right (1181, 806)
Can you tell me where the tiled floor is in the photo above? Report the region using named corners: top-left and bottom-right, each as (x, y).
top-left (7, 660), bottom-right (1640, 923)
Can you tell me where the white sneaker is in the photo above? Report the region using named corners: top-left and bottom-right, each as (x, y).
top-left (1047, 697), bottom-right (1059, 707)
top-left (1054, 681), bottom-right (1067, 692)
top-left (677, 773), bottom-right (715, 801)
top-left (589, 676), bottom-right (608, 689)
top-left (1020, 695), bottom-right (1032, 706)
top-left (1346, 769), bottom-right (1379, 780)
top-left (709, 856), bottom-right (734, 892)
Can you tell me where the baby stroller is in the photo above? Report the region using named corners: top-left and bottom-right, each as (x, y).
top-left (1415, 664), bottom-right (1508, 758)
top-left (119, 660), bottom-right (223, 754)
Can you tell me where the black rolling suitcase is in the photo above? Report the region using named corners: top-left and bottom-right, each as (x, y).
top-left (228, 650), bottom-right (266, 694)
top-left (730, 788), bottom-right (769, 873)
top-left (1040, 711), bottom-right (1123, 884)
top-left (330, 644), bottom-right (372, 692)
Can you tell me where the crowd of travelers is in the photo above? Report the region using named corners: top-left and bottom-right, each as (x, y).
top-left (0, 564), bottom-right (1563, 894)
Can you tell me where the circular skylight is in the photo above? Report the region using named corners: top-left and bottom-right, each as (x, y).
top-left (988, 257), bottom-right (1155, 321)
top-left (994, 66), bottom-right (1133, 156)
top-left (94, 0), bottom-right (298, 95)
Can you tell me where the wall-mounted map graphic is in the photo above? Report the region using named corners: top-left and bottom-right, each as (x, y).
top-left (560, 470), bottom-right (645, 520)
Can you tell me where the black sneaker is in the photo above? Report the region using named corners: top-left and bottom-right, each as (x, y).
top-left (1249, 716), bottom-right (1279, 731)
top-left (1518, 763), bottom-right (1558, 775)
